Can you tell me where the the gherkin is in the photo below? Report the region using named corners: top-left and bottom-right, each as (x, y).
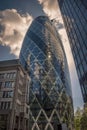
top-left (20, 16), bottom-right (74, 130)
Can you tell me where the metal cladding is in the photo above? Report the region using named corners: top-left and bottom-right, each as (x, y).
top-left (20, 16), bottom-right (73, 130)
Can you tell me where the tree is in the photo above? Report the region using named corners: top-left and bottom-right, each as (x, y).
top-left (80, 106), bottom-right (87, 130)
top-left (74, 107), bottom-right (82, 130)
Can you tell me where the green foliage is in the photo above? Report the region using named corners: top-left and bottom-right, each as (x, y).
top-left (74, 107), bottom-right (82, 130)
top-left (74, 117), bottom-right (81, 130)
top-left (74, 106), bottom-right (87, 130)
top-left (80, 108), bottom-right (87, 130)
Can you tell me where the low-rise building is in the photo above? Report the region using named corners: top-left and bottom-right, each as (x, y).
top-left (0, 59), bottom-right (29, 130)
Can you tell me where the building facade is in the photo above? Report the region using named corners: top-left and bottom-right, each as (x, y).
top-left (20, 16), bottom-right (74, 130)
top-left (0, 59), bottom-right (29, 130)
top-left (57, 0), bottom-right (87, 103)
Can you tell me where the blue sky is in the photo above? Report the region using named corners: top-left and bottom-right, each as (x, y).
top-left (0, 0), bottom-right (84, 112)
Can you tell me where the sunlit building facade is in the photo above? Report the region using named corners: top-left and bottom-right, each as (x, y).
top-left (57, 0), bottom-right (87, 103)
top-left (0, 59), bottom-right (29, 130)
top-left (20, 16), bottom-right (73, 130)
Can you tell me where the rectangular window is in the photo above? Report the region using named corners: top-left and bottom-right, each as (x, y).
top-left (13, 72), bottom-right (16, 78)
top-left (0, 102), bottom-right (11, 109)
top-left (6, 73), bottom-right (10, 78)
top-left (6, 102), bottom-right (10, 109)
top-left (0, 102), bottom-right (1, 109)
top-left (0, 73), bottom-right (5, 79)
top-left (26, 107), bottom-right (28, 114)
top-left (5, 72), bottom-right (16, 79)
top-left (0, 92), bottom-right (3, 98)
top-left (2, 91), bottom-right (13, 98)
top-left (0, 102), bottom-right (4, 109)
top-left (0, 82), bottom-right (2, 86)
top-left (5, 81), bottom-right (15, 88)
top-left (0, 82), bottom-right (2, 89)
top-left (0, 114), bottom-right (7, 122)
top-left (8, 91), bottom-right (13, 98)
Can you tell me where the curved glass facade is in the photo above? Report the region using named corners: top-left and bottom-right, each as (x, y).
top-left (20, 16), bottom-right (73, 130)
top-left (58, 0), bottom-right (87, 103)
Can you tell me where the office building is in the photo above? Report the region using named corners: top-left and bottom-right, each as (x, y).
top-left (57, 0), bottom-right (87, 103)
top-left (0, 59), bottom-right (29, 130)
top-left (20, 16), bottom-right (74, 130)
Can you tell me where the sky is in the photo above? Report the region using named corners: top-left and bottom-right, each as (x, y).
top-left (0, 0), bottom-right (84, 112)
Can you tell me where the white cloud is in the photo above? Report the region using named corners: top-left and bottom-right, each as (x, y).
top-left (38, 0), bottom-right (59, 19)
top-left (37, 0), bottom-right (64, 26)
top-left (0, 9), bottom-right (33, 57)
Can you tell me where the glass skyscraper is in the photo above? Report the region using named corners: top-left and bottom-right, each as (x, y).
top-left (20, 16), bottom-right (73, 130)
top-left (57, 0), bottom-right (87, 103)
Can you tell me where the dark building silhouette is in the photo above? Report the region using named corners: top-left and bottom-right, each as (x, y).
top-left (20, 16), bottom-right (74, 130)
top-left (57, 0), bottom-right (87, 103)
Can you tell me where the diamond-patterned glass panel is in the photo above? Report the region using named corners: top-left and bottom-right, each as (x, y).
top-left (48, 68), bottom-right (57, 83)
top-left (30, 54), bottom-right (35, 64)
top-left (54, 78), bottom-right (63, 93)
top-left (32, 46), bottom-right (40, 57)
top-left (49, 88), bottom-right (59, 106)
top-left (29, 112), bottom-right (34, 130)
top-left (37, 53), bottom-right (46, 65)
top-left (30, 98), bottom-right (41, 119)
top-left (46, 125), bottom-right (53, 130)
top-left (42, 76), bottom-right (52, 94)
top-left (33, 125), bottom-right (39, 130)
top-left (29, 88), bottom-right (35, 105)
top-left (42, 60), bottom-right (51, 72)
top-left (51, 111), bottom-right (60, 123)
top-left (43, 95), bottom-right (54, 118)
top-left (20, 16), bottom-right (74, 130)
top-left (51, 111), bottom-right (60, 130)
top-left (35, 86), bottom-right (47, 106)
top-left (39, 67), bottom-right (47, 81)
top-left (37, 111), bottom-right (47, 130)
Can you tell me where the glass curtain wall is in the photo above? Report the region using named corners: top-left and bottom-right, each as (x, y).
top-left (57, 0), bottom-right (87, 103)
top-left (20, 16), bottom-right (73, 130)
